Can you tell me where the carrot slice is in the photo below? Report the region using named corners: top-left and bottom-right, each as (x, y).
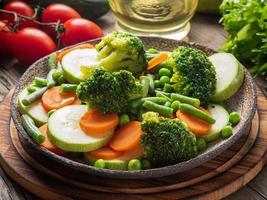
top-left (176, 108), bottom-right (212, 136)
top-left (72, 98), bottom-right (82, 105)
top-left (39, 124), bottom-right (66, 155)
top-left (80, 110), bottom-right (119, 135)
top-left (109, 121), bottom-right (144, 151)
top-left (42, 86), bottom-right (76, 111)
top-left (147, 52), bottom-right (169, 70)
top-left (88, 146), bottom-right (123, 160)
top-left (57, 43), bottom-right (94, 61)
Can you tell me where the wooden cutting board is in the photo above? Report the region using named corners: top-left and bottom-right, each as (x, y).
top-left (0, 88), bottom-right (266, 200)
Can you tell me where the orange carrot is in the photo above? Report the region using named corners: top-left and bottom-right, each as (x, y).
top-left (88, 146), bottom-right (123, 160)
top-left (109, 121), bottom-right (144, 151)
top-left (176, 108), bottom-right (212, 136)
top-left (147, 52), bottom-right (169, 70)
top-left (80, 110), bottom-right (119, 135)
top-left (72, 98), bottom-right (82, 105)
top-left (57, 43), bottom-right (94, 61)
top-left (42, 86), bottom-right (76, 111)
top-left (39, 124), bottom-right (66, 155)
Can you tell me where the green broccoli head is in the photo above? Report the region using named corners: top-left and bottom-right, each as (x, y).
top-left (141, 112), bottom-right (197, 167)
top-left (168, 46), bottom-right (216, 105)
top-left (95, 31), bottom-right (147, 74)
top-left (77, 69), bottom-right (143, 114)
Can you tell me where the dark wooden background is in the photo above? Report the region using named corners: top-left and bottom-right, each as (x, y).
top-left (0, 12), bottom-right (267, 200)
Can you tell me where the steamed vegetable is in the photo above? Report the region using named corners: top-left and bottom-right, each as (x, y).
top-left (77, 69), bottom-right (143, 114)
top-left (48, 105), bottom-right (114, 152)
top-left (209, 53), bottom-right (244, 102)
top-left (95, 32), bottom-right (147, 74)
top-left (141, 112), bottom-right (197, 167)
top-left (109, 121), bottom-right (143, 151)
top-left (21, 114), bottom-right (45, 144)
top-left (167, 46), bottom-right (216, 105)
top-left (220, 0), bottom-right (267, 79)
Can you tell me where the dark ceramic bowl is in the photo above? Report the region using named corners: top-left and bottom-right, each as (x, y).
top-left (11, 37), bottom-right (257, 180)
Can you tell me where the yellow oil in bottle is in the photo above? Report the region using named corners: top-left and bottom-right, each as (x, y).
top-left (108, 0), bottom-right (198, 39)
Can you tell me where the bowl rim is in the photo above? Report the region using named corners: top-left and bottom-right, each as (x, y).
top-left (11, 36), bottom-right (257, 179)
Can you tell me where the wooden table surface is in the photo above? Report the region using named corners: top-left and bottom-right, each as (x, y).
top-left (0, 12), bottom-right (267, 200)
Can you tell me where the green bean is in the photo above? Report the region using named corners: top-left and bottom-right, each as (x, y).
top-left (156, 91), bottom-right (171, 102)
top-left (229, 112), bottom-right (241, 125)
top-left (56, 75), bottom-right (66, 85)
top-left (163, 83), bottom-right (173, 93)
top-left (128, 159), bottom-right (142, 170)
top-left (94, 159), bottom-right (105, 169)
top-left (47, 69), bottom-right (56, 89)
top-left (22, 87), bottom-right (47, 106)
top-left (48, 109), bottom-right (56, 118)
top-left (221, 126), bottom-right (233, 139)
top-left (60, 84), bottom-right (78, 93)
top-left (26, 85), bottom-right (37, 93)
top-left (164, 101), bottom-right (171, 107)
top-left (119, 114), bottom-right (130, 127)
top-left (146, 48), bottom-right (159, 54)
top-left (146, 74), bottom-right (155, 95)
top-left (52, 70), bottom-right (63, 81)
top-left (34, 77), bottom-right (47, 87)
top-left (130, 97), bottom-right (167, 110)
top-left (140, 76), bottom-right (150, 97)
top-left (171, 93), bottom-right (200, 107)
top-left (179, 103), bottom-right (216, 124)
top-left (21, 114), bottom-right (45, 144)
top-left (48, 52), bottom-right (57, 71)
top-left (171, 101), bottom-right (181, 111)
top-left (155, 90), bottom-right (171, 97)
top-left (143, 101), bottom-right (173, 117)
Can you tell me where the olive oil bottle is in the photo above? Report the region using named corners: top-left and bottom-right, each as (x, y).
top-left (108, 0), bottom-right (198, 39)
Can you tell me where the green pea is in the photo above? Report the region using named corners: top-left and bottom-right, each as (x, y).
top-left (128, 159), bottom-right (142, 171)
top-left (196, 138), bottom-right (207, 152)
top-left (119, 114), bottom-right (130, 127)
top-left (171, 101), bottom-right (181, 111)
top-left (141, 159), bottom-right (151, 170)
top-left (163, 83), bottom-right (173, 93)
top-left (27, 86), bottom-right (37, 93)
top-left (221, 126), bottom-right (233, 139)
top-left (159, 76), bottom-right (170, 85)
top-left (159, 68), bottom-right (171, 77)
top-left (154, 80), bottom-right (161, 88)
top-left (94, 159), bottom-right (105, 169)
top-left (229, 112), bottom-right (241, 126)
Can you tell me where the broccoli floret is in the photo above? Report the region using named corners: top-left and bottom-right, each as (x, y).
top-left (95, 31), bottom-right (147, 74)
top-left (168, 46), bottom-right (216, 105)
top-left (77, 69), bottom-right (143, 114)
top-left (141, 112), bottom-right (197, 167)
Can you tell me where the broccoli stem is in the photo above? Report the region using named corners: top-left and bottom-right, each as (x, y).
top-left (180, 103), bottom-right (216, 124)
top-left (98, 45), bottom-right (113, 59)
top-left (98, 51), bottom-right (130, 71)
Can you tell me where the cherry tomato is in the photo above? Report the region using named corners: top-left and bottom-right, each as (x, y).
top-left (61, 18), bottom-right (103, 47)
top-left (0, 21), bottom-right (15, 56)
top-left (0, 1), bottom-right (39, 29)
top-left (12, 28), bottom-right (56, 66)
top-left (42, 4), bottom-right (81, 39)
